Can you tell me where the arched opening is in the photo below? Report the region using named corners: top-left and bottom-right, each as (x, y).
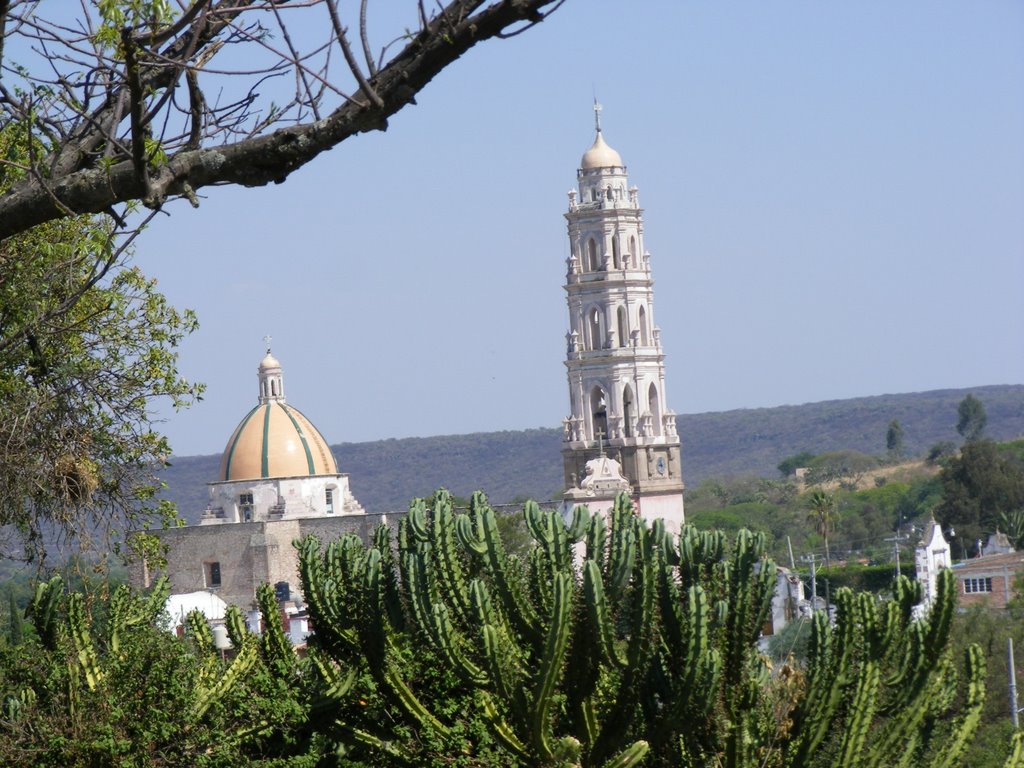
top-left (271, 379), bottom-right (278, 396)
top-left (648, 383), bottom-right (662, 437)
top-left (612, 236), bottom-right (620, 269)
top-left (588, 307), bottom-right (603, 350)
top-left (639, 306), bottom-right (649, 346)
top-left (591, 387), bottom-right (608, 444)
top-left (629, 235), bottom-right (637, 267)
top-left (587, 238), bottom-right (599, 272)
top-left (623, 385), bottom-right (634, 438)
top-left (617, 306), bottom-right (628, 348)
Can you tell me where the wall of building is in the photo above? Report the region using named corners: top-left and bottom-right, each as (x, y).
top-left (132, 512), bottom-right (390, 609)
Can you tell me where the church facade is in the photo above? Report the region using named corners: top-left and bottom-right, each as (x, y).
top-left (133, 351), bottom-right (387, 609)
top-left (560, 108), bottom-right (685, 531)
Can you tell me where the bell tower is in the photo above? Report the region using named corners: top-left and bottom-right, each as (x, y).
top-left (561, 104), bottom-right (684, 530)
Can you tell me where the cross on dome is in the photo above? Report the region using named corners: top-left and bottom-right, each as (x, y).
top-left (593, 98), bottom-right (602, 133)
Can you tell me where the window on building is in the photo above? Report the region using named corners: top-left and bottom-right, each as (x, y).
top-left (325, 488), bottom-right (334, 513)
top-left (206, 561), bottom-right (222, 589)
top-left (239, 492), bottom-right (254, 522)
top-left (963, 577), bottom-right (993, 594)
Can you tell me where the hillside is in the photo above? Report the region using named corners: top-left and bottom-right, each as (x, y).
top-left (160, 384), bottom-right (1024, 521)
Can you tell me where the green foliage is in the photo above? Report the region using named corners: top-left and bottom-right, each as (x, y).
top-left (803, 450), bottom-right (881, 487)
top-left (813, 563), bottom-right (914, 594)
top-left (936, 439), bottom-right (1024, 557)
top-left (886, 419), bottom-right (905, 461)
top-left (0, 576), bottom-right (316, 766)
top-left (957, 394), bottom-right (988, 442)
top-left (0, 127), bottom-right (202, 559)
top-left (779, 451), bottom-right (816, 478)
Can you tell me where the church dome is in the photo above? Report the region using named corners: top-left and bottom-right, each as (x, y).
top-left (218, 351), bottom-right (339, 481)
top-left (218, 401), bottom-right (338, 481)
top-left (581, 131), bottom-right (623, 169)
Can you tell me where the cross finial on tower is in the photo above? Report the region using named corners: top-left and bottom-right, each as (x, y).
top-left (593, 98), bottom-right (602, 133)
top-left (263, 334), bottom-right (272, 354)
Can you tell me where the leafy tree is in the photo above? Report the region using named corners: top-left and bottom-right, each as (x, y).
top-left (803, 450), bottom-right (880, 487)
top-left (0, 127), bottom-right (201, 560)
top-left (927, 440), bottom-right (958, 465)
top-left (0, 0), bottom-right (563, 242)
top-left (957, 394), bottom-right (988, 442)
top-left (807, 488), bottom-right (837, 566)
top-left (778, 451), bottom-right (816, 477)
top-left (886, 419), bottom-right (905, 461)
top-left (935, 440), bottom-right (1024, 557)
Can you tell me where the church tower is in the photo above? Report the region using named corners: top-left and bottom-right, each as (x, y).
top-left (561, 105), bottom-right (685, 530)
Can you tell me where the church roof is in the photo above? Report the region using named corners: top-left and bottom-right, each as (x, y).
top-left (218, 400), bottom-right (338, 481)
top-left (581, 131), bottom-right (623, 169)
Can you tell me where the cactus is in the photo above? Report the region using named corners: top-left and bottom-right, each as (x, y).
top-left (296, 489), bottom-right (985, 767)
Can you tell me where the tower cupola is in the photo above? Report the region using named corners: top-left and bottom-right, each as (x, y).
top-left (258, 339), bottom-right (285, 404)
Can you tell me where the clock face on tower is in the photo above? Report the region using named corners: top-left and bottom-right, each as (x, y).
top-left (656, 457), bottom-right (666, 476)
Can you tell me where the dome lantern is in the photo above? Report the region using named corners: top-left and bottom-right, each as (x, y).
top-left (258, 336), bottom-right (285, 404)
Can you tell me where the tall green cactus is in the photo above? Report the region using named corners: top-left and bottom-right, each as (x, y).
top-left (296, 489), bottom-right (986, 768)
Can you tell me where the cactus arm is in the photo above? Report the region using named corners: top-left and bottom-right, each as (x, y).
top-left (479, 691), bottom-right (531, 759)
top-left (836, 660), bottom-right (880, 768)
top-left (363, 547), bottom-right (451, 737)
top-left (584, 559), bottom-right (626, 668)
top-left (374, 523), bottom-right (407, 634)
top-left (1004, 731), bottom-right (1024, 768)
top-left (601, 740), bottom-right (650, 768)
top-left (191, 639), bottom-right (258, 720)
top-left (530, 571), bottom-right (573, 761)
top-left (585, 510), bottom-right (608, 565)
top-left (310, 649), bottom-right (357, 700)
top-left (469, 497), bottom-right (542, 644)
top-left (27, 576), bottom-right (63, 650)
top-left (68, 593), bottom-right (104, 691)
top-left (297, 535), bottom-right (359, 653)
top-left (256, 582), bottom-right (295, 675)
top-left (927, 644), bottom-right (986, 768)
top-left (429, 603), bottom-right (488, 685)
top-left (565, 504), bottom-right (591, 541)
top-left (456, 513), bottom-right (488, 555)
top-left (430, 490), bottom-right (475, 625)
top-left (333, 722), bottom-right (410, 763)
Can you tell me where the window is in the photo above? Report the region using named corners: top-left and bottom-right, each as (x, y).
top-left (206, 561), bottom-right (222, 589)
top-left (963, 577), bottom-right (992, 594)
top-left (325, 488), bottom-right (334, 514)
top-left (587, 239), bottom-right (599, 272)
top-left (239, 492), bottom-right (254, 522)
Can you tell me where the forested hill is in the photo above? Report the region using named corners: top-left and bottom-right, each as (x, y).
top-left (162, 384), bottom-right (1024, 521)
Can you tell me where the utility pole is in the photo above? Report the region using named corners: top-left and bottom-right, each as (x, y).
top-left (884, 531), bottom-right (907, 579)
top-left (801, 554), bottom-right (819, 615)
top-left (1010, 638), bottom-right (1021, 729)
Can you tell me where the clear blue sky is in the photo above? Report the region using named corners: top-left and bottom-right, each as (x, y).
top-left (135, 1), bottom-right (1024, 458)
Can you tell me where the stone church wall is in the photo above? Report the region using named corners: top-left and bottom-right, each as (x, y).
top-left (131, 512), bottom-right (391, 610)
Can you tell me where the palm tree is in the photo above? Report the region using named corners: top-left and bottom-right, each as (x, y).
top-left (807, 489), bottom-right (837, 568)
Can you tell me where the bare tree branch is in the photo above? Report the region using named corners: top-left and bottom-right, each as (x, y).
top-left (0, 0), bottom-right (564, 241)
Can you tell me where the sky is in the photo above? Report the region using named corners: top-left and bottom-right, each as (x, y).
top-left (132, 1), bottom-right (1024, 458)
